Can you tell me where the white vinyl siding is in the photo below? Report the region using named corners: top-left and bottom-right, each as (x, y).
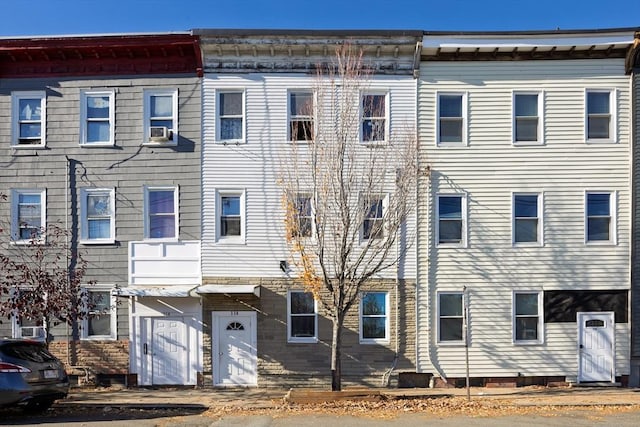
top-left (417, 58), bottom-right (631, 377)
top-left (202, 74), bottom-right (416, 278)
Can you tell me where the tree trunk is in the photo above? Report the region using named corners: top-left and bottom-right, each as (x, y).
top-left (330, 312), bottom-right (344, 391)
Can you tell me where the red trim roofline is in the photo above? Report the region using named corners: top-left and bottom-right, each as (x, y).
top-left (0, 34), bottom-right (203, 78)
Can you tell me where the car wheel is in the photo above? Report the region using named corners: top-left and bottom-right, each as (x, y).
top-left (23, 399), bottom-right (54, 414)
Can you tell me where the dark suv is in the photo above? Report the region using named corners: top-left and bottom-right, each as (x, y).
top-left (0, 339), bottom-right (69, 412)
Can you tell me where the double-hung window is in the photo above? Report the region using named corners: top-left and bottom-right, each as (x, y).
top-left (513, 92), bottom-right (543, 144)
top-left (513, 193), bottom-right (542, 245)
top-left (80, 91), bottom-right (115, 146)
top-left (82, 287), bottom-right (117, 340)
top-left (144, 186), bottom-right (178, 239)
top-left (436, 194), bottom-right (466, 247)
top-left (585, 191), bottom-right (616, 244)
top-left (12, 91), bottom-right (46, 147)
top-left (217, 191), bottom-right (244, 241)
top-left (144, 89), bottom-right (178, 145)
top-left (218, 91), bottom-right (245, 143)
top-left (361, 93), bottom-right (387, 144)
top-left (586, 90), bottom-right (615, 142)
top-left (292, 194), bottom-right (312, 238)
top-left (437, 92), bottom-right (466, 145)
top-left (11, 289), bottom-right (45, 341)
top-left (363, 196), bottom-right (385, 240)
top-left (360, 292), bottom-right (389, 343)
top-left (11, 189), bottom-right (46, 243)
top-left (289, 91), bottom-right (314, 142)
top-left (81, 188), bottom-right (115, 244)
top-left (438, 292), bottom-right (464, 343)
top-left (513, 291), bottom-right (542, 344)
top-left (288, 290), bottom-right (317, 343)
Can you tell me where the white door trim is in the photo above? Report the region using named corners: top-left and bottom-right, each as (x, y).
top-left (577, 311), bottom-right (615, 383)
top-left (212, 311), bottom-right (257, 386)
top-left (141, 315), bottom-right (191, 385)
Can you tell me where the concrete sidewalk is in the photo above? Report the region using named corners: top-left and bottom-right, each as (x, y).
top-left (57, 385), bottom-right (640, 410)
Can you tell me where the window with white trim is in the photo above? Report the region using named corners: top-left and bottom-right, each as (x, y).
top-left (513, 193), bottom-right (542, 245)
top-left (436, 194), bottom-right (466, 247)
top-left (513, 92), bottom-right (543, 144)
top-left (218, 91), bottom-right (245, 143)
top-left (144, 89), bottom-right (178, 145)
top-left (585, 191), bottom-right (615, 244)
top-left (292, 193), bottom-right (312, 238)
top-left (11, 189), bottom-right (46, 243)
top-left (513, 291), bottom-right (542, 344)
top-left (289, 91), bottom-right (314, 142)
top-left (144, 186), bottom-right (178, 239)
top-left (81, 287), bottom-right (117, 340)
top-left (361, 93), bottom-right (387, 144)
top-left (11, 289), bottom-right (46, 341)
top-left (80, 188), bottom-right (115, 244)
top-left (438, 292), bottom-right (464, 343)
top-left (217, 190), bottom-right (245, 241)
top-left (12, 91), bottom-right (46, 147)
top-left (362, 195), bottom-right (385, 240)
top-left (360, 292), bottom-right (389, 343)
top-left (586, 89), bottom-right (615, 142)
top-left (437, 92), bottom-right (466, 145)
top-left (287, 290), bottom-right (317, 343)
top-left (80, 91), bottom-right (115, 146)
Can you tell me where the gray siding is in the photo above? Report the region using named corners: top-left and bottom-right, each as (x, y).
top-left (0, 76), bottom-right (202, 338)
top-left (632, 70), bottom-right (640, 362)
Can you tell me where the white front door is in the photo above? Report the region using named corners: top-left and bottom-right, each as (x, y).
top-left (212, 311), bottom-right (257, 386)
top-left (143, 317), bottom-right (189, 385)
top-left (578, 312), bottom-right (615, 383)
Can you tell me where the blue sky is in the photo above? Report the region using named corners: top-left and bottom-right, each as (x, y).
top-left (1, 0), bottom-right (638, 37)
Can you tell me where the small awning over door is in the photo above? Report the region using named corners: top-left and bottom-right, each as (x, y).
top-left (195, 284), bottom-right (261, 297)
top-left (115, 285), bottom-right (199, 298)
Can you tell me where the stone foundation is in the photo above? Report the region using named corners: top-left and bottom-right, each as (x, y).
top-left (49, 340), bottom-right (129, 385)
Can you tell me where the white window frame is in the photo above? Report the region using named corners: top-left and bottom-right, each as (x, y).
top-left (80, 90), bottom-right (115, 146)
top-left (437, 291), bottom-right (465, 345)
top-left (11, 188), bottom-right (46, 244)
top-left (584, 190), bottom-right (617, 245)
top-left (360, 91), bottom-right (389, 145)
top-left (361, 193), bottom-right (388, 242)
top-left (143, 88), bottom-right (178, 146)
top-left (288, 90), bottom-right (315, 143)
top-left (512, 192), bottom-right (543, 247)
top-left (287, 290), bottom-right (318, 343)
top-left (216, 189), bottom-right (246, 243)
top-left (217, 90), bottom-right (246, 144)
top-left (359, 291), bottom-right (390, 344)
top-left (436, 193), bottom-right (467, 248)
top-left (585, 89), bottom-right (616, 143)
top-left (11, 288), bottom-right (46, 342)
top-left (512, 91), bottom-right (544, 145)
top-left (291, 192), bottom-right (313, 238)
top-left (512, 291), bottom-right (543, 345)
top-left (80, 188), bottom-right (116, 244)
top-left (11, 91), bottom-right (46, 148)
top-left (436, 91), bottom-right (468, 146)
top-left (81, 285), bottom-right (117, 341)
top-left (143, 186), bottom-right (179, 240)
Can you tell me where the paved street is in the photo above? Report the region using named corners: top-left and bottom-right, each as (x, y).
top-left (1, 386), bottom-right (639, 426)
top-left (2, 407), bottom-right (640, 427)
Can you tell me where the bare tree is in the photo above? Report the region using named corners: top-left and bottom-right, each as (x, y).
top-left (0, 207), bottom-right (96, 347)
top-left (280, 45), bottom-right (418, 391)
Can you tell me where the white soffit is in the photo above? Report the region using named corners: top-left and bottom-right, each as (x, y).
top-left (195, 284), bottom-right (261, 297)
top-left (422, 32), bottom-right (636, 54)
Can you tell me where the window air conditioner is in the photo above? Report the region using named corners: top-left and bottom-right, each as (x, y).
top-left (149, 126), bottom-right (172, 142)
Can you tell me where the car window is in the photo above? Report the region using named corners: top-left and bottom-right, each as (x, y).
top-left (1, 342), bottom-right (58, 363)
